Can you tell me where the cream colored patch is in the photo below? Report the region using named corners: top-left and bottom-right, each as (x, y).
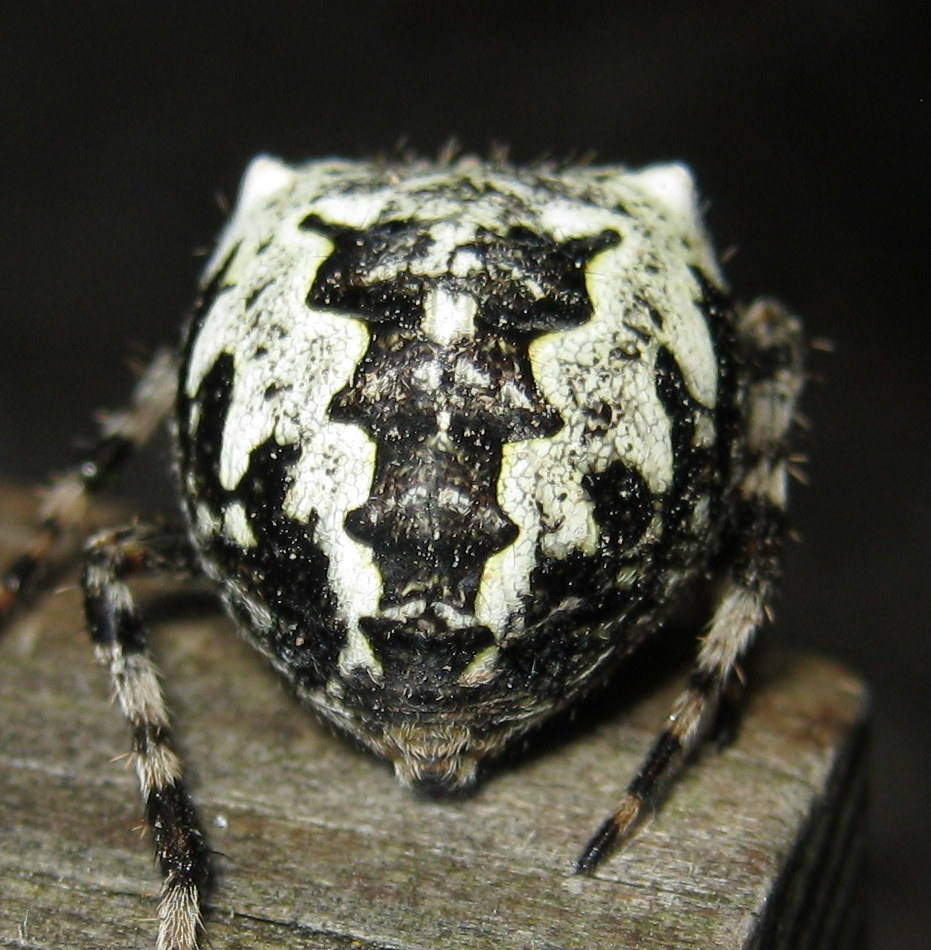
top-left (222, 501), bottom-right (256, 548)
top-left (338, 627), bottom-right (383, 678)
top-left (742, 461), bottom-right (788, 509)
top-left (135, 744), bottom-right (183, 797)
top-left (422, 288), bottom-right (477, 345)
top-left (194, 501), bottom-right (219, 539)
top-left (457, 644), bottom-right (500, 686)
top-left (156, 882), bottom-right (201, 950)
top-left (237, 155), bottom-right (295, 210)
top-left (112, 652), bottom-right (170, 728)
top-left (699, 585), bottom-right (763, 675)
top-left (40, 472), bottom-right (90, 525)
top-left (667, 684), bottom-right (708, 747)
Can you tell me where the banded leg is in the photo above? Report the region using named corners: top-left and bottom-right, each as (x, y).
top-left (577, 298), bottom-right (806, 873)
top-left (0, 349), bottom-right (177, 626)
top-left (83, 522), bottom-right (210, 950)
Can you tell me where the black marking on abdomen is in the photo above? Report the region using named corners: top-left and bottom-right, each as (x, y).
top-left (177, 355), bottom-right (344, 689)
top-left (331, 330), bottom-right (559, 609)
top-left (523, 460), bottom-right (655, 630)
top-left (359, 616), bottom-right (497, 702)
top-left (305, 216), bottom-right (620, 612)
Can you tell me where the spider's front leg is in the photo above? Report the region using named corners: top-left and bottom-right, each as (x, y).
top-left (577, 298), bottom-right (806, 873)
top-left (83, 522), bottom-right (210, 950)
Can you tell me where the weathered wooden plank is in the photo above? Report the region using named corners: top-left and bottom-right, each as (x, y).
top-left (0, 485), bottom-right (867, 949)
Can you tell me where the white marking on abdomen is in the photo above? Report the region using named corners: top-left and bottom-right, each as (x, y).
top-left (476, 237), bottom-right (718, 638)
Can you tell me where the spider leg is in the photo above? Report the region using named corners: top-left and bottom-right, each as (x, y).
top-left (577, 298), bottom-right (806, 874)
top-left (0, 349), bottom-right (177, 626)
top-left (83, 521), bottom-right (210, 950)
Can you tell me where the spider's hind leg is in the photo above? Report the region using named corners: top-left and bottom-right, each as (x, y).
top-left (0, 349), bottom-right (177, 627)
top-left (577, 299), bottom-right (806, 874)
top-left (83, 520), bottom-right (210, 950)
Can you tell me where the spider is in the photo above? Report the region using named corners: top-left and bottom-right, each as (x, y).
top-left (1, 154), bottom-right (806, 950)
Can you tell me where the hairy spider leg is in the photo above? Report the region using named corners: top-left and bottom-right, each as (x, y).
top-left (83, 522), bottom-right (210, 950)
top-left (0, 350), bottom-right (177, 626)
top-left (576, 298), bottom-right (806, 873)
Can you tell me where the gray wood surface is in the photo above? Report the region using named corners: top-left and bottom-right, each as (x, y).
top-left (0, 485), bottom-right (868, 949)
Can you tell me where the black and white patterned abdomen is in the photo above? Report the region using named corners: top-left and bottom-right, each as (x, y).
top-left (176, 158), bottom-right (739, 742)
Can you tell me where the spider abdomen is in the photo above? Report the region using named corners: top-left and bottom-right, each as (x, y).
top-left (177, 156), bottom-right (743, 787)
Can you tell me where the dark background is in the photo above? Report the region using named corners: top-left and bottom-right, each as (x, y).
top-left (2, 3), bottom-right (928, 946)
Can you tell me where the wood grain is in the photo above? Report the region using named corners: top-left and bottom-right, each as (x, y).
top-left (0, 485), bottom-right (867, 949)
